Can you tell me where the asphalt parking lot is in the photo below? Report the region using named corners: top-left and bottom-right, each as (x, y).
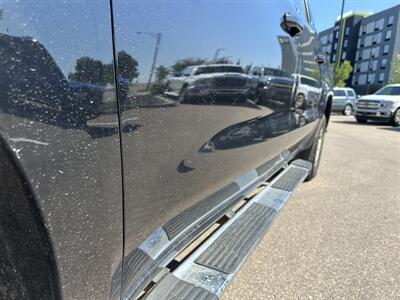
top-left (223, 115), bottom-right (400, 300)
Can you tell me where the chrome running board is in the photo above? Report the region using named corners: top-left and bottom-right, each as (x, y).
top-left (142, 159), bottom-right (311, 300)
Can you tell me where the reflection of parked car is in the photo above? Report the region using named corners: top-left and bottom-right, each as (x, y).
top-left (165, 64), bottom-right (252, 103)
top-left (249, 66), bottom-right (293, 106)
top-left (293, 74), bottom-right (321, 109)
top-left (332, 87), bottom-right (357, 115)
top-left (355, 84), bottom-right (400, 126)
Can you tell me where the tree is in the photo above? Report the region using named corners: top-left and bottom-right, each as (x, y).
top-left (117, 50), bottom-right (139, 82)
top-left (155, 65), bottom-right (169, 82)
top-left (102, 63), bottom-right (115, 85)
top-left (68, 57), bottom-right (104, 85)
top-left (171, 58), bottom-right (207, 74)
top-left (333, 60), bottom-right (353, 87)
top-left (389, 53), bottom-right (400, 84)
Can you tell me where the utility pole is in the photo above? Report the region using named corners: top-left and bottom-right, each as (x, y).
top-left (334, 0), bottom-right (346, 86)
top-left (137, 31), bottom-right (162, 91)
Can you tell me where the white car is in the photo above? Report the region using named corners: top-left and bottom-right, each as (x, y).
top-left (293, 74), bottom-right (321, 109)
top-left (332, 87), bottom-right (357, 115)
top-left (165, 64), bottom-right (252, 103)
top-left (355, 84), bottom-right (400, 126)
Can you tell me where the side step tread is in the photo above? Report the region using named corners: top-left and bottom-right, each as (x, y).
top-left (195, 203), bottom-right (276, 274)
top-left (142, 160), bottom-right (311, 300)
top-left (143, 273), bottom-right (217, 300)
top-left (271, 166), bottom-right (308, 191)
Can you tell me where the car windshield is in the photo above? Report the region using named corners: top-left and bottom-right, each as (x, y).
top-left (301, 77), bottom-right (319, 88)
top-left (194, 66), bottom-right (244, 75)
top-left (263, 68), bottom-right (290, 77)
top-left (375, 86), bottom-right (400, 95)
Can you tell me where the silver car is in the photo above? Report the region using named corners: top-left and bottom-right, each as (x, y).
top-left (332, 87), bottom-right (357, 115)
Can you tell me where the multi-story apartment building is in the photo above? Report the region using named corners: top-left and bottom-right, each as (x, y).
top-left (319, 5), bottom-right (400, 94)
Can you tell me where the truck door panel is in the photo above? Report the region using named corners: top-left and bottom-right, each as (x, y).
top-left (111, 0), bottom-right (301, 296)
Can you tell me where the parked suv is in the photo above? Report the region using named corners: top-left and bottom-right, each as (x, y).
top-left (355, 84), bottom-right (400, 126)
top-left (332, 87), bottom-right (357, 115)
top-left (0, 1), bottom-right (333, 300)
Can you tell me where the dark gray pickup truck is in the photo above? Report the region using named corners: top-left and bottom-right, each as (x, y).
top-left (0, 1), bottom-right (333, 299)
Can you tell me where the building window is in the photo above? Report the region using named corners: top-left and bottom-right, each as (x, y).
top-left (332, 54), bottom-right (336, 62)
top-left (362, 48), bottom-right (371, 60)
top-left (360, 62), bottom-right (368, 72)
top-left (371, 46), bottom-right (380, 58)
top-left (355, 63), bottom-right (360, 72)
top-left (359, 74), bottom-right (367, 85)
top-left (367, 73), bottom-right (376, 84)
top-left (334, 43), bottom-right (338, 50)
top-left (388, 15), bottom-right (394, 27)
top-left (364, 35), bottom-right (373, 47)
top-left (370, 60), bottom-right (378, 72)
top-left (366, 22), bottom-right (374, 34)
top-left (335, 31), bottom-right (339, 39)
top-left (372, 32), bottom-right (382, 44)
top-left (341, 51), bottom-right (346, 60)
top-left (385, 30), bottom-right (392, 41)
top-left (357, 50), bottom-right (362, 60)
top-left (374, 18), bottom-right (384, 31)
top-left (381, 58), bottom-right (388, 69)
top-left (324, 44), bottom-right (332, 54)
top-left (378, 72), bottom-right (385, 82)
top-left (345, 27), bottom-right (350, 36)
top-left (352, 76), bottom-right (356, 86)
top-left (329, 32), bottom-right (333, 43)
top-left (383, 44), bottom-right (390, 55)
top-left (344, 39), bottom-right (348, 48)
top-left (361, 24), bottom-right (367, 35)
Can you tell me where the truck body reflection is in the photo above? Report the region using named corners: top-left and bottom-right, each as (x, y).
top-left (0, 33), bottom-right (105, 128)
top-left (165, 64), bottom-right (252, 104)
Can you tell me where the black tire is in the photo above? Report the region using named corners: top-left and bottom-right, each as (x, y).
top-left (355, 117), bottom-right (367, 123)
top-left (390, 108), bottom-right (400, 127)
top-left (343, 104), bottom-right (353, 116)
top-left (299, 115), bottom-right (326, 181)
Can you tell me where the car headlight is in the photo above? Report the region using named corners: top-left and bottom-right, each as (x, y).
top-left (381, 101), bottom-right (394, 109)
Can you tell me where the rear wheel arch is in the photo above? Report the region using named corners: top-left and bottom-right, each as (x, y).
top-left (0, 136), bottom-right (60, 300)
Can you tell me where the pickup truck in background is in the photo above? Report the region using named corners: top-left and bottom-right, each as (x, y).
top-left (355, 84), bottom-right (400, 126)
top-left (0, 1), bottom-right (333, 300)
top-left (165, 64), bottom-right (253, 103)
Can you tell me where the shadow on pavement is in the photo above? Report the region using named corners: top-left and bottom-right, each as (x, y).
top-left (378, 127), bottom-right (400, 132)
top-left (332, 119), bottom-right (391, 126)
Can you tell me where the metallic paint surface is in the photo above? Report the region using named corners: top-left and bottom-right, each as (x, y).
top-left (0, 1), bottom-right (123, 299)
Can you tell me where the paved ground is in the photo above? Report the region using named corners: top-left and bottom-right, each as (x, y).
top-left (223, 115), bottom-right (400, 300)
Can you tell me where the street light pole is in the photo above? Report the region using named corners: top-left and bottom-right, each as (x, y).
top-left (213, 48), bottom-right (226, 62)
top-left (137, 31), bottom-right (162, 91)
top-left (336, 0), bottom-right (346, 63)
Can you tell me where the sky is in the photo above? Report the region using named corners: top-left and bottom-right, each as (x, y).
top-left (310, 0), bottom-right (400, 32)
top-left (1, 0), bottom-right (399, 82)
